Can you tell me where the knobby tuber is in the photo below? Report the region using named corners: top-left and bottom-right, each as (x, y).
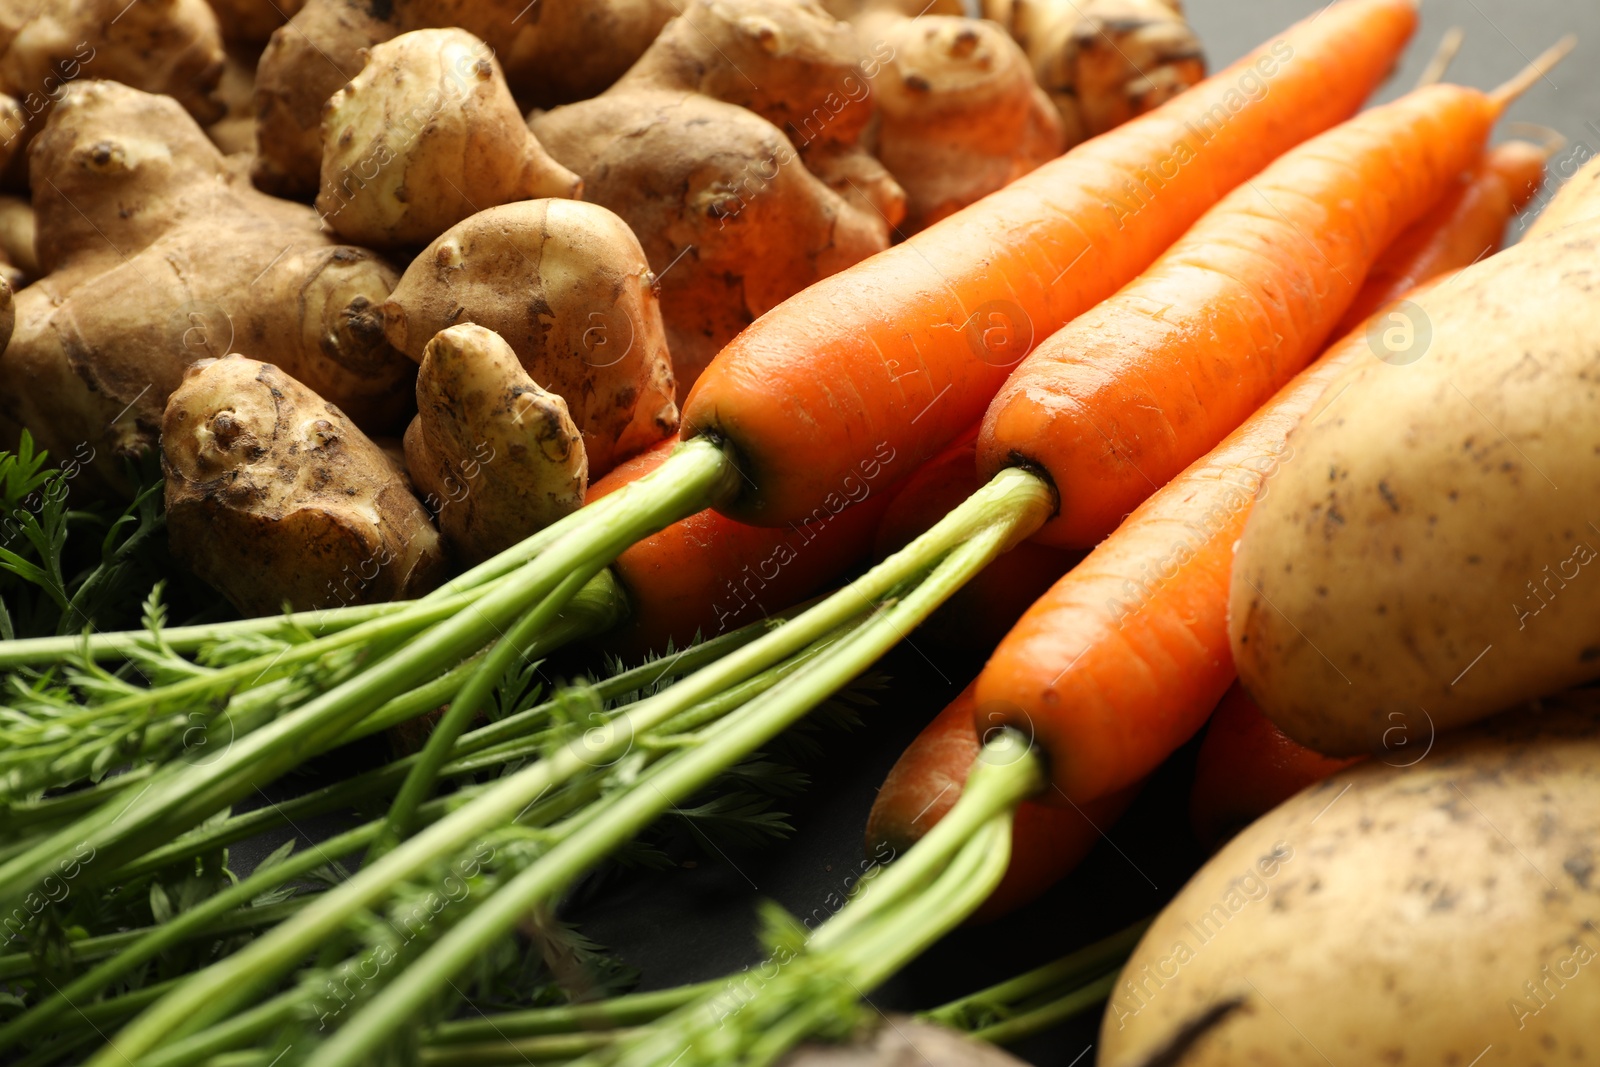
top-left (0, 81), bottom-right (416, 495)
top-left (253, 0), bottom-right (677, 196)
top-left (0, 0), bottom-right (226, 153)
top-left (531, 0), bottom-right (905, 395)
top-left (318, 28), bottom-right (580, 250)
top-left (855, 7), bottom-right (1065, 230)
top-left (382, 199), bottom-right (678, 478)
top-left (405, 323), bottom-right (587, 564)
top-left (163, 355), bottom-right (446, 616)
top-left (982, 0), bottom-right (1205, 145)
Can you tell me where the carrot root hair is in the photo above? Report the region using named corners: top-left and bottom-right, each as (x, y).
top-left (1489, 35), bottom-right (1577, 111)
top-left (1415, 26), bottom-right (1465, 88)
top-left (1505, 121), bottom-right (1568, 158)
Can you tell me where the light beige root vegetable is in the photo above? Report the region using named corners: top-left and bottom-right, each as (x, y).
top-left (207, 0), bottom-right (305, 46)
top-left (252, 0), bottom-right (677, 197)
top-left (0, 80), bottom-right (416, 496)
top-left (781, 1016), bottom-right (1031, 1067)
top-left (531, 0), bottom-right (905, 396)
top-left (404, 324), bottom-right (586, 564)
top-left (0, 0), bottom-right (226, 137)
top-left (382, 200), bottom-right (677, 478)
top-left (855, 8), bottom-right (1065, 231)
top-left (317, 28), bottom-right (581, 250)
top-left (1229, 213), bottom-right (1600, 757)
top-left (1100, 689), bottom-right (1600, 1067)
top-left (982, 0), bottom-right (1205, 146)
top-left (1525, 153), bottom-right (1600, 237)
top-left (163, 355), bottom-right (446, 616)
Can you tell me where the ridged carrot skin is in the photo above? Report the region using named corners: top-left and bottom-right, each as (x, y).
top-left (681, 0), bottom-right (1418, 528)
top-left (980, 82), bottom-right (1503, 550)
top-left (976, 139), bottom-right (1542, 804)
top-left (865, 681), bottom-right (1138, 922)
top-left (872, 426), bottom-right (1083, 652)
top-left (1333, 139), bottom-right (1547, 334)
top-left (1189, 683), bottom-right (1360, 849)
top-left (588, 436), bottom-right (891, 656)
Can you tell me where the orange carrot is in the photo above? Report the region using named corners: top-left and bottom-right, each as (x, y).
top-left (1189, 682), bottom-right (1360, 849)
top-left (872, 426), bottom-right (1084, 651)
top-left (976, 122), bottom-right (1551, 803)
top-left (979, 74), bottom-right (1534, 550)
top-left (1333, 138), bottom-right (1548, 333)
top-left (865, 680), bottom-right (1139, 922)
top-left (587, 436), bottom-right (891, 657)
top-left (678, 0), bottom-right (1418, 528)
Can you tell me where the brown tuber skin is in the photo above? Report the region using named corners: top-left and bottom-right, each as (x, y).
top-left (207, 0), bottom-right (306, 46)
top-left (532, 0), bottom-right (905, 397)
top-left (983, 0), bottom-right (1205, 146)
top-left (252, 0), bottom-right (677, 197)
top-left (857, 9), bottom-right (1065, 231)
top-left (204, 46), bottom-right (258, 157)
top-left (382, 200), bottom-right (677, 479)
top-left (318, 28), bottom-right (581, 251)
top-left (0, 194), bottom-right (31, 288)
top-left (0, 81), bottom-right (416, 496)
top-left (405, 324), bottom-right (587, 564)
top-left (0, 0), bottom-right (227, 143)
top-left (163, 355), bottom-right (446, 617)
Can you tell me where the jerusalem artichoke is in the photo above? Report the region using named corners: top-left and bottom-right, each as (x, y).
top-left (404, 324), bottom-right (587, 564)
top-left (162, 355), bottom-right (446, 616)
top-left (382, 200), bottom-right (678, 478)
top-left (317, 29), bottom-right (580, 250)
top-left (252, 0), bottom-right (676, 197)
top-left (0, 81), bottom-right (416, 495)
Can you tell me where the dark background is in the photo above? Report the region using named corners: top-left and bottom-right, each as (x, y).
top-left (236, 4), bottom-right (1600, 1065)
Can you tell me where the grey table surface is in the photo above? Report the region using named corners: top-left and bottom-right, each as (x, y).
top-left (231, 4), bottom-right (1600, 1065)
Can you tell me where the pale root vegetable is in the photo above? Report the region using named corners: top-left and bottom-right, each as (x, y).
top-left (1230, 215), bottom-right (1600, 757)
top-left (0, 80), bottom-right (416, 495)
top-left (381, 200), bottom-right (677, 477)
top-left (162, 355), bottom-right (447, 616)
top-left (1525, 153), bottom-right (1600, 238)
top-left (404, 323), bottom-right (587, 564)
top-left (252, 0), bottom-right (677, 197)
top-left (982, 0), bottom-right (1204, 145)
top-left (530, 0), bottom-right (905, 396)
top-left (1100, 690), bottom-right (1600, 1066)
top-left (317, 29), bottom-right (581, 250)
top-left (206, 0), bottom-right (304, 45)
top-left (854, 10), bottom-right (1065, 231)
top-left (0, 91), bottom-right (24, 178)
top-left (0, 0), bottom-right (226, 134)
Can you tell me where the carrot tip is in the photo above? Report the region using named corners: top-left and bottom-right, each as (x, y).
top-left (1489, 34), bottom-right (1578, 111)
top-left (1415, 26), bottom-right (1465, 88)
top-left (1504, 121), bottom-right (1568, 159)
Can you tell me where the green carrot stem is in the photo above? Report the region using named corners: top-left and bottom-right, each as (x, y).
top-left (743, 816), bottom-right (1016, 1067)
top-left (95, 466), bottom-right (1044, 1064)
top-left (366, 564), bottom-right (610, 864)
top-left (968, 971), bottom-right (1119, 1046)
top-left (0, 477), bottom-right (640, 670)
top-left (136, 988), bottom-right (303, 1067)
top-left (920, 917), bottom-right (1151, 1029)
top-left (427, 985), bottom-right (714, 1045)
top-left (0, 897), bottom-right (305, 981)
top-left (418, 1030), bottom-right (636, 1066)
top-left (303, 479), bottom-right (1050, 1067)
top-left (113, 608), bottom-right (786, 882)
